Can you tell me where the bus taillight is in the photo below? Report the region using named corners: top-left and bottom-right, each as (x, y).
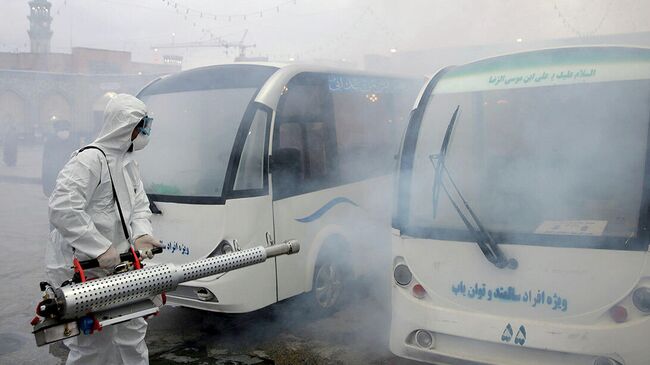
top-left (412, 284), bottom-right (426, 299)
top-left (609, 305), bottom-right (628, 323)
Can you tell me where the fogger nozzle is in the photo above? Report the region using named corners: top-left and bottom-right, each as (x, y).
top-left (266, 239), bottom-right (300, 257)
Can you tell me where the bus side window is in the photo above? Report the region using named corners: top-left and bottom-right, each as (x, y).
top-left (331, 78), bottom-right (407, 184)
top-left (274, 122), bottom-right (305, 198)
top-left (234, 109), bottom-right (269, 191)
top-left (304, 121), bottom-right (330, 180)
top-left (273, 73), bottom-right (337, 199)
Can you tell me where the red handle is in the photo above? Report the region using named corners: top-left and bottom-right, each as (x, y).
top-left (73, 257), bottom-right (86, 282)
top-left (130, 246), bottom-right (142, 270)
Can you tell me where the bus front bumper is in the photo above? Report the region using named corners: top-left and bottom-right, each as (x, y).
top-left (389, 286), bottom-right (648, 365)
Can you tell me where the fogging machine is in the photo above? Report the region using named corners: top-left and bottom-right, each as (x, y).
top-left (30, 240), bottom-right (299, 346)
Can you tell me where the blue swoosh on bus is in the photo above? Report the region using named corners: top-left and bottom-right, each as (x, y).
top-left (295, 197), bottom-right (359, 223)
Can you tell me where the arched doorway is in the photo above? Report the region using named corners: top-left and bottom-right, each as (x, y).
top-left (0, 90), bottom-right (27, 136)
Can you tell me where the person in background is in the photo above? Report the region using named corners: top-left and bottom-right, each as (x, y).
top-left (42, 120), bottom-right (80, 197)
top-left (2, 121), bottom-right (18, 167)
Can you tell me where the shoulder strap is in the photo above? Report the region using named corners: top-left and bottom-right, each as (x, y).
top-left (78, 146), bottom-right (130, 242)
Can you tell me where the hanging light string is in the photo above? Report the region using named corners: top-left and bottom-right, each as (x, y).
top-left (365, 7), bottom-right (405, 48)
top-left (56, 0), bottom-right (300, 33)
top-left (159, 0), bottom-right (301, 41)
top-left (161, 0), bottom-right (298, 23)
top-left (53, 0), bottom-right (68, 15)
top-left (296, 6), bottom-right (404, 60)
top-left (553, 0), bottom-right (614, 38)
top-left (299, 6), bottom-right (373, 58)
top-left (52, 0), bottom-right (301, 48)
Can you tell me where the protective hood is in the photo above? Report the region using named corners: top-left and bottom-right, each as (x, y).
top-left (93, 94), bottom-right (147, 154)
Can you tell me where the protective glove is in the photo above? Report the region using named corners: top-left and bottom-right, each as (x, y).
top-left (134, 234), bottom-right (162, 258)
top-left (97, 245), bottom-right (120, 269)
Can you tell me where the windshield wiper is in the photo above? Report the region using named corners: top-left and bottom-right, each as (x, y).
top-left (431, 106), bottom-right (460, 219)
top-left (429, 106), bottom-right (517, 270)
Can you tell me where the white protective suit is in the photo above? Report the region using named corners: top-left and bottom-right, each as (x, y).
top-left (46, 94), bottom-right (153, 365)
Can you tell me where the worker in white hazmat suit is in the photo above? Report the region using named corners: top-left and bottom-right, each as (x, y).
top-left (46, 93), bottom-right (160, 365)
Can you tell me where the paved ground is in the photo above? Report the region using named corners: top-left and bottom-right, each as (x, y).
top-left (0, 145), bottom-right (422, 365)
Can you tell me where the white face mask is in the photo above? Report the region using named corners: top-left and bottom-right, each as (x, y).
top-left (131, 132), bottom-right (150, 151)
top-left (56, 130), bottom-right (70, 139)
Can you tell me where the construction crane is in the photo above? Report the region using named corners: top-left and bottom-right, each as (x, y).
top-left (152, 30), bottom-right (265, 62)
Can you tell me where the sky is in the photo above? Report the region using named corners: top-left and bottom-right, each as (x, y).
top-left (1, 0), bottom-right (649, 69)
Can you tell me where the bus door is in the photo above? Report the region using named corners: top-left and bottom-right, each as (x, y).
top-left (217, 103), bottom-right (278, 309)
top-left (270, 73), bottom-right (339, 301)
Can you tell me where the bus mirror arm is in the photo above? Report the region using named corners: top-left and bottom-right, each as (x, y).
top-left (270, 148), bottom-right (302, 174)
top-left (149, 200), bottom-right (162, 215)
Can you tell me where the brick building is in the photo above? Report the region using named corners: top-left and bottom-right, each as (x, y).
top-left (0, 0), bottom-right (181, 142)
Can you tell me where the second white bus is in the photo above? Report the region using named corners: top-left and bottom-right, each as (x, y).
top-left (390, 46), bottom-right (650, 365)
top-left (136, 63), bottom-right (422, 314)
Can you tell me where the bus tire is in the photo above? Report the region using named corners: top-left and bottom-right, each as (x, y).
top-left (307, 245), bottom-right (351, 316)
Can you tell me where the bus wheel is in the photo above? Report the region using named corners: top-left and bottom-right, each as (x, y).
top-left (310, 252), bottom-right (350, 315)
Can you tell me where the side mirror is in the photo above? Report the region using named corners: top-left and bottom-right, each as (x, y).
top-left (271, 148), bottom-right (302, 175)
top-left (270, 148), bottom-right (302, 198)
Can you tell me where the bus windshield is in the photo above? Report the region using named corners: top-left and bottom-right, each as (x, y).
top-left (407, 48), bottom-right (650, 249)
top-left (136, 65), bottom-right (277, 199)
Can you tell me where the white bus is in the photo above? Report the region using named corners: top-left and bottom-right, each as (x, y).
top-left (390, 46), bottom-right (650, 365)
top-left (135, 63), bottom-right (421, 314)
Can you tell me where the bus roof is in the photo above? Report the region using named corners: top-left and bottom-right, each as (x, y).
top-left (255, 63), bottom-right (422, 109)
top-left (138, 62), bottom-right (420, 102)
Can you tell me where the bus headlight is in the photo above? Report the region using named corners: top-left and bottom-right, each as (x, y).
top-left (195, 287), bottom-right (216, 301)
top-left (208, 240), bottom-right (237, 257)
top-left (593, 356), bottom-right (622, 365)
top-left (394, 264), bottom-right (412, 286)
top-left (632, 287), bottom-right (650, 313)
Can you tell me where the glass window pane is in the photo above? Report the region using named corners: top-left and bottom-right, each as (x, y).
top-left (234, 109), bottom-right (268, 191)
top-left (274, 73), bottom-right (334, 197)
top-left (138, 88), bottom-right (257, 197)
top-left (409, 78), bottom-right (650, 242)
top-left (274, 72), bottom-right (420, 199)
top-left (329, 74), bottom-right (419, 183)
